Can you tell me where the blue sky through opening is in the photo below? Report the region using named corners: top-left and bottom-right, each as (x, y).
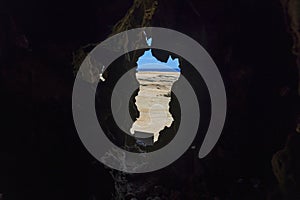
top-left (136, 50), bottom-right (181, 72)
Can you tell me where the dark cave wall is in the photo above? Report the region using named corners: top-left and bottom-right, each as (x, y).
top-left (281, 0), bottom-right (300, 95)
top-left (0, 0), bottom-right (299, 199)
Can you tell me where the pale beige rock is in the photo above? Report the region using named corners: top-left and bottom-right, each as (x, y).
top-left (130, 71), bottom-right (180, 142)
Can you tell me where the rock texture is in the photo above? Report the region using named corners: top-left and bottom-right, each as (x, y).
top-left (272, 133), bottom-right (300, 199)
top-left (130, 71), bottom-right (180, 142)
top-left (281, 0), bottom-right (300, 95)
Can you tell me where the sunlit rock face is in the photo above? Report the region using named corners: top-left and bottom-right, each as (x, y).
top-left (130, 50), bottom-right (180, 143)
